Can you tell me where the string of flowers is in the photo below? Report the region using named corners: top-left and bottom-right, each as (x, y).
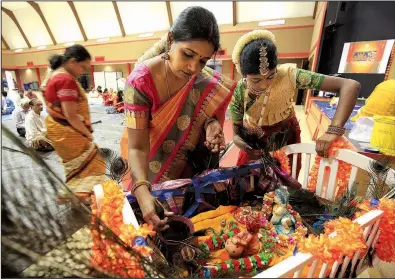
top-left (298, 217), bottom-right (366, 263)
top-left (271, 150), bottom-right (291, 175)
top-left (200, 252), bottom-right (273, 278)
top-left (90, 180), bottom-right (155, 278)
top-left (355, 197), bottom-right (395, 262)
top-left (199, 222), bottom-right (241, 253)
top-left (307, 137), bottom-right (356, 198)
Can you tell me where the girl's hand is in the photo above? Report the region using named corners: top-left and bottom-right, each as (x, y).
top-left (205, 120), bottom-right (226, 153)
top-left (316, 133), bottom-right (340, 158)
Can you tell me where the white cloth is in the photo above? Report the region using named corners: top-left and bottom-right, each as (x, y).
top-left (13, 107), bottom-right (30, 128)
top-left (25, 110), bottom-right (47, 147)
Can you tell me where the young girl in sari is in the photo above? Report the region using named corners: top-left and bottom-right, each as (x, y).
top-left (229, 30), bottom-right (361, 177)
top-left (42, 45), bottom-right (106, 204)
top-left (120, 6), bottom-right (236, 231)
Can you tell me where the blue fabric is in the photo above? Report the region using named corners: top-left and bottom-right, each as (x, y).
top-left (313, 100), bottom-right (361, 130)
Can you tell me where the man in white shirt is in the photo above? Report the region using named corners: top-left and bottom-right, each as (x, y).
top-left (13, 99), bottom-right (30, 137)
top-left (25, 98), bottom-right (53, 151)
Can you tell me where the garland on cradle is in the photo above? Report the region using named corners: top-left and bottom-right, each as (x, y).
top-left (298, 217), bottom-right (367, 263)
top-left (355, 198), bottom-right (395, 262)
top-left (90, 180), bottom-right (155, 278)
top-left (271, 150), bottom-right (291, 175)
top-left (307, 137), bottom-right (356, 198)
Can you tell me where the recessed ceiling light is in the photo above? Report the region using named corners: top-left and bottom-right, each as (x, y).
top-left (37, 45), bottom-right (47, 50)
top-left (138, 32), bottom-right (155, 38)
top-left (96, 38), bottom-right (110, 43)
top-left (14, 49), bottom-right (23, 52)
top-left (64, 42), bottom-right (75, 47)
top-left (258, 19), bottom-right (286, 27)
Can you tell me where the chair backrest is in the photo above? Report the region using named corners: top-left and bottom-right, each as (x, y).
top-left (281, 143), bottom-right (395, 201)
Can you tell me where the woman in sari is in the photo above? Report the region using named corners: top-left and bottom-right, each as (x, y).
top-left (229, 30), bottom-right (361, 177)
top-left (43, 45), bottom-right (106, 204)
top-left (120, 6), bottom-right (236, 231)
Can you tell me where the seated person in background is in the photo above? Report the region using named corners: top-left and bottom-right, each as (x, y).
top-left (25, 98), bottom-right (53, 151)
top-left (13, 99), bottom-right (30, 137)
top-left (102, 88), bottom-right (109, 104)
top-left (88, 85), bottom-right (100, 98)
top-left (96, 85), bottom-right (103, 95)
top-left (351, 79), bottom-right (395, 121)
top-left (105, 90), bottom-right (124, 114)
top-left (1, 91), bottom-right (15, 115)
top-left (114, 90), bottom-right (124, 113)
top-left (24, 89), bottom-right (38, 100)
top-left (104, 88), bottom-right (116, 106)
top-left (14, 89), bottom-right (29, 106)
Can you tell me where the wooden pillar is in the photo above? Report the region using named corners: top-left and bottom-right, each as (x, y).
top-left (90, 65), bottom-right (95, 87)
top-left (127, 63), bottom-right (132, 75)
top-left (230, 62), bottom-right (235, 80)
top-left (35, 68), bottom-right (41, 86)
top-left (15, 69), bottom-right (22, 90)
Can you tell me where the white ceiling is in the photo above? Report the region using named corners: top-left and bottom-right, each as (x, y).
top-left (1, 1), bottom-right (315, 50)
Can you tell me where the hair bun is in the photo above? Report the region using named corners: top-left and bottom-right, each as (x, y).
top-left (49, 54), bottom-right (64, 70)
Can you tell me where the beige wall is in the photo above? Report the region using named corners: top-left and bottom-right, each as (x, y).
top-left (94, 64), bottom-right (129, 78)
top-left (19, 68), bottom-right (38, 84)
top-left (221, 60), bottom-right (234, 79)
top-left (2, 17), bottom-right (314, 68)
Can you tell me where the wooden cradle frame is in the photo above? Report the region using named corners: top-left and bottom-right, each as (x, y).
top-left (94, 143), bottom-right (394, 278)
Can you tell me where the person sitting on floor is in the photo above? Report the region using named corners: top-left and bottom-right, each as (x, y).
top-left (25, 98), bottom-right (53, 151)
top-left (24, 89), bottom-right (37, 100)
top-left (88, 85), bottom-right (100, 98)
top-left (106, 90), bottom-right (124, 114)
top-left (104, 88), bottom-right (116, 106)
top-left (102, 88), bottom-right (110, 104)
top-left (13, 99), bottom-right (30, 137)
top-left (2, 91), bottom-right (15, 115)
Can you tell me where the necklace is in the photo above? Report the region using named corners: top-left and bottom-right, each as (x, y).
top-left (164, 60), bottom-right (171, 99)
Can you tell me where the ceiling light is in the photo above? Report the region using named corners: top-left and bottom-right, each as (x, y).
top-left (96, 38), bottom-right (110, 43)
top-left (14, 49), bottom-right (23, 52)
top-left (138, 32), bottom-right (155, 38)
top-left (258, 19), bottom-right (286, 27)
top-left (37, 45), bottom-right (47, 50)
top-left (64, 42), bottom-right (75, 47)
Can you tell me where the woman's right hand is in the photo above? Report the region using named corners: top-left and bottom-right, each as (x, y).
top-left (135, 188), bottom-right (174, 231)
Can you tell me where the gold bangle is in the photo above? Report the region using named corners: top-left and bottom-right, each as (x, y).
top-left (204, 118), bottom-right (217, 131)
top-left (131, 180), bottom-right (152, 196)
top-left (326, 125), bottom-right (346, 136)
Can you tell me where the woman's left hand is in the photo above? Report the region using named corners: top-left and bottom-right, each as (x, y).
top-left (316, 133), bottom-right (341, 158)
top-left (205, 120), bottom-right (226, 153)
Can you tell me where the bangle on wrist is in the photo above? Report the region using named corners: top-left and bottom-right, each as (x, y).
top-left (131, 180), bottom-right (152, 196)
top-left (204, 118), bottom-right (217, 131)
top-left (326, 125), bottom-right (346, 136)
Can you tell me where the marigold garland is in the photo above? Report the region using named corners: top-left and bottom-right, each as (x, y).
top-left (90, 180), bottom-right (155, 278)
top-left (299, 217), bottom-right (366, 263)
top-left (355, 198), bottom-right (395, 262)
top-left (271, 150), bottom-right (291, 175)
top-left (307, 137), bottom-right (356, 198)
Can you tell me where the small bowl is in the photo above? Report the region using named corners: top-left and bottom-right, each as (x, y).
top-left (157, 215), bottom-right (195, 246)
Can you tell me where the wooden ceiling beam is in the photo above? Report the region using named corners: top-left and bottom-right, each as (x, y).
top-left (166, 1), bottom-right (173, 27)
top-left (112, 1), bottom-right (126, 37)
top-left (1, 7), bottom-right (32, 48)
top-left (2, 36), bottom-right (10, 50)
top-left (28, 1), bottom-right (57, 45)
top-left (313, 1), bottom-right (318, 19)
top-left (232, 1), bottom-right (237, 26)
top-left (67, 1), bottom-right (88, 41)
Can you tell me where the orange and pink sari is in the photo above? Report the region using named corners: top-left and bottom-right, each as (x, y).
top-left (120, 63), bottom-right (236, 189)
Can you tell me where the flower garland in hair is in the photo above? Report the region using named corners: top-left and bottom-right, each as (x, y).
top-left (90, 180), bottom-right (155, 278)
top-left (307, 137), bottom-right (356, 198)
top-left (232, 29), bottom-right (276, 74)
top-left (355, 198), bottom-right (395, 262)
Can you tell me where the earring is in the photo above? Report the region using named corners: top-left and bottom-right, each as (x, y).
top-left (161, 42), bottom-right (171, 60)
